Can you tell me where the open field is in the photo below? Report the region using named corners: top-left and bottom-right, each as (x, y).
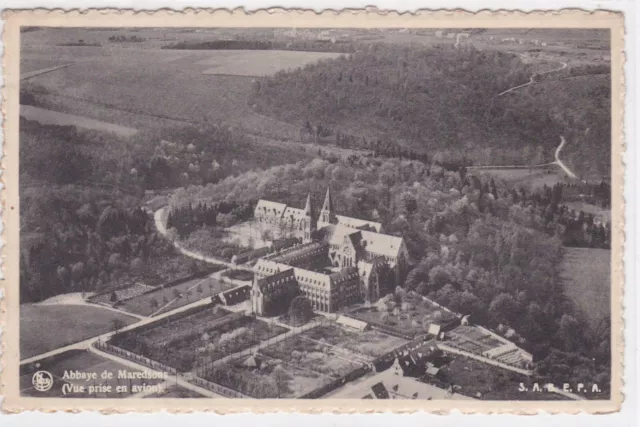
top-left (20, 304), bottom-right (138, 359)
top-left (301, 324), bottom-right (408, 358)
top-left (20, 349), bottom-right (165, 398)
top-left (198, 50), bottom-right (342, 76)
top-left (119, 276), bottom-right (232, 317)
top-left (560, 247), bottom-right (610, 330)
top-left (111, 306), bottom-right (288, 372)
top-left (470, 167), bottom-right (569, 191)
top-left (20, 105), bottom-right (138, 137)
top-left (564, 201), bottom-right (611, 223)
top-left (20, 44), bottom-right (329, 142)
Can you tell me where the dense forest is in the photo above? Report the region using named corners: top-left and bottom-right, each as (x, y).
top-left (250, 44), bottom-right (610, 179)
top-left (171, 157), bottom-right (610, 390)
top-left (18, 119), bottom-right (312, 302)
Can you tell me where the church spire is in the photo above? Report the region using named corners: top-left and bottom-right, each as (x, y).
top-left (319, 187), bottom-right (337, 225)
top-left (302, 192), bottom-right (316, 243)
top-left (304, 192), bottom-right (314, 216)
top-left (321, 187), bottom-right (334, 213)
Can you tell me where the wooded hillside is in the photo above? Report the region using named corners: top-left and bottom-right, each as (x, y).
top-left (251, 44), bottom-right (610, 178)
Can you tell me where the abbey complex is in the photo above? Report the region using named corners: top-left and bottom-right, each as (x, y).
top-left (250, 188), bottom-right (410, 316)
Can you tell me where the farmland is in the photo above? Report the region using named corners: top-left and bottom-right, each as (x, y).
top-left (198, 50), bottom-right (342, 76)
top-left (20, 349), bottom-right (165, 398)
top-left (20, 304), bottom-right (138, 359)
top-left (119, 276), bottom-right (233, 317)
top-left (20, 41), bottom-right (338, 142)
top-left (560, 247), bottom-right (610, 330)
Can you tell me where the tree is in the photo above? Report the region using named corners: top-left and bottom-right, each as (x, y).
top-left (149, 297), bottom-right (159, 313)
top-left (288, 296), bottom-right (313, 326)
top-left (272, 365), bottom-right (292, 398)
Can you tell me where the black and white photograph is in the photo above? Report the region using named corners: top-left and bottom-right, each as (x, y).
top-left (15, 24), bottom-right (614, 403)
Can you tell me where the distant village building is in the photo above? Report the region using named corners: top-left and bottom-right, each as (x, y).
top-left (251, 188), bottom-right (409, 315)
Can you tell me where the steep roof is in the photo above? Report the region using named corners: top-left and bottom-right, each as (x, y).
top-left (336, 315), bottom-right (369, 331)
top-left (324, 225), bottom-right (405, 259)
top-left (304, 193), bottom-right (314, 216)
top-left (321, 187), bottom-right (334, 213)
top-left (255, 200), bottom-right (287, 217)
top-left (336, 215), bottom-right (383, 233)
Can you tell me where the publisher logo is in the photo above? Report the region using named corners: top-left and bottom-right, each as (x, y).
top-left (32, 371), bottom-right (53, 392)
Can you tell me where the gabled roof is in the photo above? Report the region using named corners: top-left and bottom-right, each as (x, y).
top-left (336, 315), bottom-right (368, 331)
top-left (255, 200), bottom-right (287, 217)
top-left (324, 225), bottom-right (405, 259)
top-left (336, 215), bottom-right (383, 233)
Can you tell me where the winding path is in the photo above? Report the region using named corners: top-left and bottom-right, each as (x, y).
top-left (554, 136), bottom-right (578, 179)
top-left (497, 59), bottom-right (568, 97)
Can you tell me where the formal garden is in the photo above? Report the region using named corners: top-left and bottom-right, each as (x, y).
top-left (109, 306), bottom-right (288, 372)
top-left (350, 291), bottom-right (460, 338)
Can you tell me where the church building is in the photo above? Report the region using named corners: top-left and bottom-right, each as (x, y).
top-left (250, 188), bottom-right (409, 315)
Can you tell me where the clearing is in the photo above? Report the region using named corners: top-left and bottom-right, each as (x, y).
top-left (20, 105), bottom-right (138, 137)
top-left (470, 167), bottom-right (570, 191)
top-left (560, 247), bottom-right (610, 330)
top-left (20, 304), bottom-right (138, 359)
top-left (20, 349), bottom-right (165, 398)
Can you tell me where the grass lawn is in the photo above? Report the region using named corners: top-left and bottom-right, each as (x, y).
top-left (20, 304), bottom-right (138, 359)
top-left (560, 247), bottom-right (610, 330)
top-left (20, 349), bottom-right (164, 398)
top-left (564, 201), bottom-right (611, 223)
top-left (221, 269), bottom-right (254, 282)
top-left (302, 324), bottom-right (408, 358)
top-left (120, 276), bottom-right (232, 317)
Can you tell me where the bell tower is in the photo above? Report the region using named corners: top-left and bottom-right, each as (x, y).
top-left (302, 193), bottom-right (316, 243)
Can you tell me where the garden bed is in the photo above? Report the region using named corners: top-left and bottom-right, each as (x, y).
top-left (110, 307), bottom-right (288, 372)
